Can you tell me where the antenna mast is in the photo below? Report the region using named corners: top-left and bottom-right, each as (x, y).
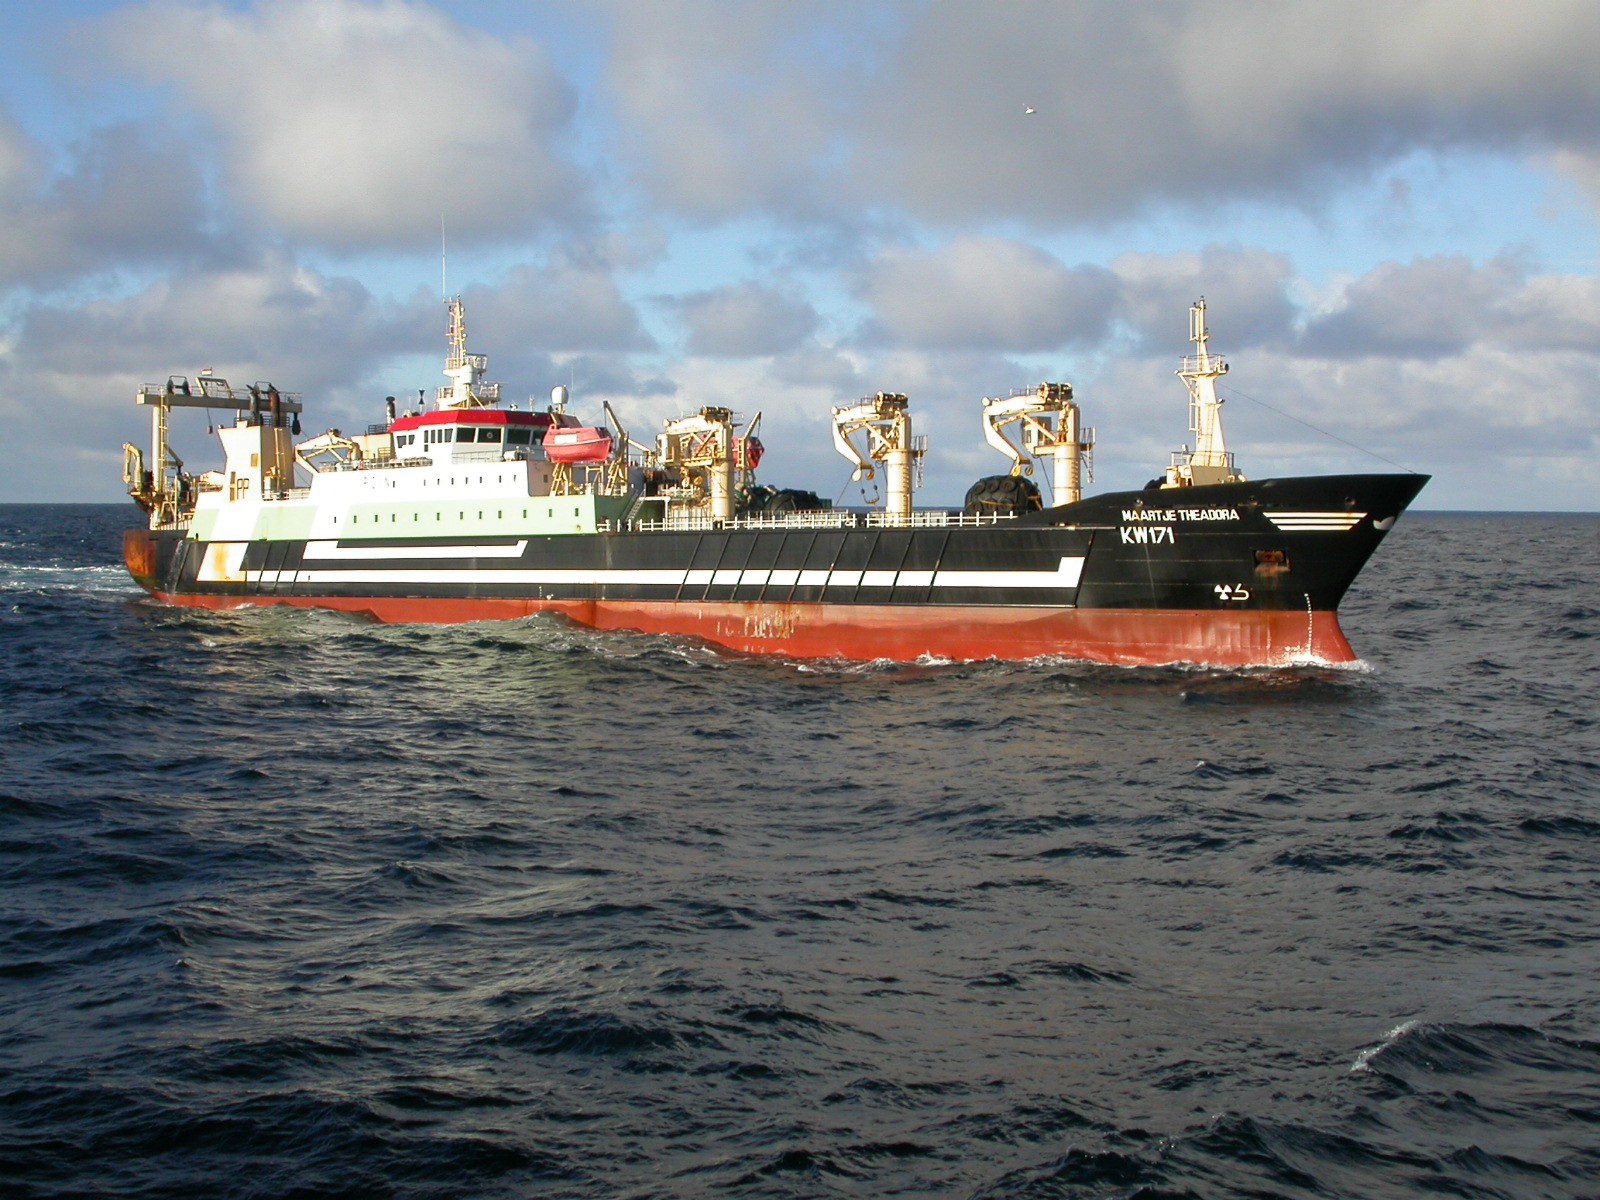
top-left (1164, 298), bottom-right (1244, 488)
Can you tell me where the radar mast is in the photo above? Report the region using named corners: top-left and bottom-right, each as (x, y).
top-left (438, 298), bottom-right (500, 410)
top-left (1165, 299), bottom-right (1244, 488)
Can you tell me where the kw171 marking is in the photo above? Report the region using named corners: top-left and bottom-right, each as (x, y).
top-left (1120, 525), bottom-right (1175, 545)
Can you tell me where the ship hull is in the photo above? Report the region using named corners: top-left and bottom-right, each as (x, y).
top-left (125, 473), bottom-right (1427, 666)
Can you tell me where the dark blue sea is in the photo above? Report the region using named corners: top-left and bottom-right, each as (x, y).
top-left (2, 503), bottom-right (1597, 1200)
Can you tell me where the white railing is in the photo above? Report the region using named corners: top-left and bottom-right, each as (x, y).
top-left (434, 380), bottom-right (501, 403)
top-left (615, 509), bottom-right (1020, 534)
top-left (449, 447), bottom-right (530, 464)
top-left (864, 509), bottom-right (1015, 529)
top-left (623, 511), bottom-right (855, 533)
top-left (1170, 447), bottom-right (1237, 471)
top-left (330, 455), bottom-right (431, 472)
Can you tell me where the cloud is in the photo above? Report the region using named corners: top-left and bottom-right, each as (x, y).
top-left (12, 241), bottom-right (1600, 509)
top-left (0, 110), bottom-right (39, 199)
top-left (856, 238), bottom-right (1117, 352)
top-left (101, 0), bottom-right (586, 249)
top-left (599, 0), bottom-right (874, 221)
top-left (462, 249), bottom-right (657, 360)
top-left (1301, 255), bottom-right (1600, 360)
top-left (0, 253), bottom-right (439, 498)
top-left (1108, 246), bottom-right (1299, 351)
top-left (0, 240), bottom-right (678, 501)
top-left (0, 118), bottom-right (214, 291)
top-left (1091, 258), bottom-right (1600, 507)
top-left (667, 281), bottom-right (820, 357)
top-left (15, 254), bottom-right (425, 386)
top-left (596, 1), bottom-right (1600, 226)
top-left (852, 239), bottom-right (1293, 357)
top-left (1302, 256), bottom-right (1525, 359)
top-left (835, 243), bottom-right (1600, 505)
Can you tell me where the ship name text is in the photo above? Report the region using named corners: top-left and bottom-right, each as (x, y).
top-left (1122, 507), bottom-right (1240, 522)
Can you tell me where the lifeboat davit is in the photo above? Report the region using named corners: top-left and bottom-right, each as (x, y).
top-left (543, 425), bottom-right (613, 464)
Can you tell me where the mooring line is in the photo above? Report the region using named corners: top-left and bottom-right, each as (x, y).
top-left (1218, 382), bottom-right (1422, 475)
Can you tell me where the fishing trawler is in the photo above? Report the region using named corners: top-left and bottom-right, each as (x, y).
top-left (121, 299), bottom-right (1426, 666)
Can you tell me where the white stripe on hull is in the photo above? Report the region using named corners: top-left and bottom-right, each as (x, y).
top-left (304, 539), bottom-right (530, 560)
top-left (1265, 511), bottom-right (1365, 532)
top-left (244, 555), bottom-right (1085, 592)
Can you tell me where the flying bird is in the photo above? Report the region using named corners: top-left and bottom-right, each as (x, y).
top-left (1024, 106), bottom-right (1036, 115)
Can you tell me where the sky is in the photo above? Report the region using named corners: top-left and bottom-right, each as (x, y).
top-left (2, 0), bottom-right (1599, 510)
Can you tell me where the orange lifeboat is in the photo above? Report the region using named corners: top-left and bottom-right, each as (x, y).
top-left (736, 436), bottom-right (764, 470)
top-left (543, 425), bottom-right (613, 464)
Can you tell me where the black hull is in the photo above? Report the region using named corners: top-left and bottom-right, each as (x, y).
top-left (125, 473), bottom-right (1428, 664)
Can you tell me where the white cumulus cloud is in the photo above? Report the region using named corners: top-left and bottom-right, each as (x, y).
top-left (593, 0), bottom-right (1600, 226)
top-left (857, 238), bottom-right (1117, 352)
top-left (101, 0), bottom-right (586, 248)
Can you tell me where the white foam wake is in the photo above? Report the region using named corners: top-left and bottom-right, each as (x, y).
top-left (1349, 1019), bottom-right (1420, 1073)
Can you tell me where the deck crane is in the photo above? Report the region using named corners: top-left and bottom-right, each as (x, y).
top-left (980, 382), bottom-right (1095, 505)
top-left (659, 406), bottom-right (737, 521)
top-left (600, 400), bottom-right (633, 496)
top-left (831, 392), bottom-right (925, 522)
top-left (735, 411), bottom-right (764, 495)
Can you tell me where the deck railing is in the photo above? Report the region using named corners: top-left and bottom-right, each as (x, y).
top-left (615, 509), bottom-right (1019, 534)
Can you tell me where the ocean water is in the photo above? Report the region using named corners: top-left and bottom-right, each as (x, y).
top-left (1, 503), bottom-right (1597, 1200)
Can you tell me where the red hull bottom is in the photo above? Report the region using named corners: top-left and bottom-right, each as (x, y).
top-left (147, 591), bottom-right (1356, 667)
